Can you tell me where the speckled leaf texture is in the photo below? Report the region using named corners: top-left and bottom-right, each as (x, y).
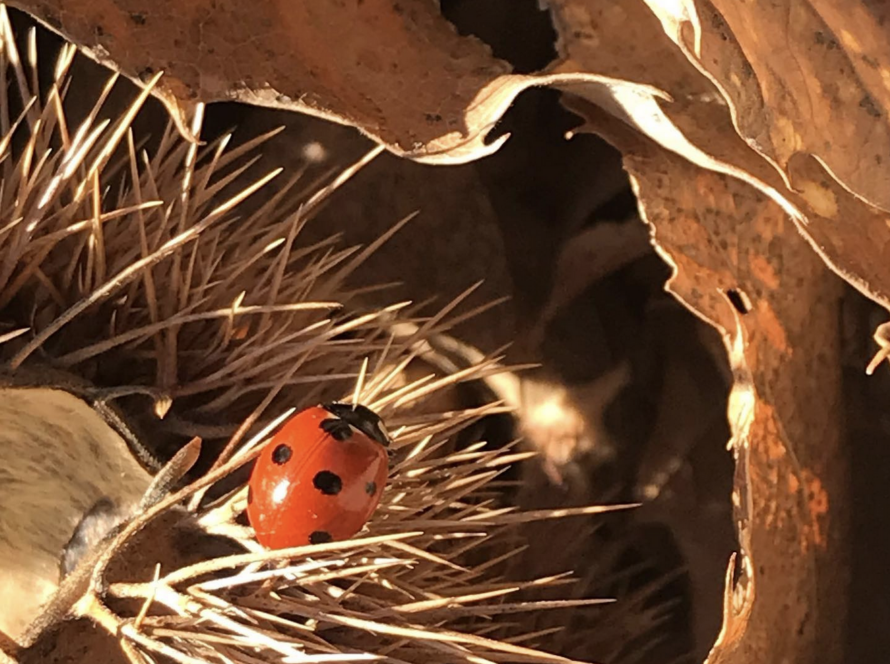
top-left (10, 0), bottom-right (887, 661)
top-left (570, 102), bottom-right (848, 663)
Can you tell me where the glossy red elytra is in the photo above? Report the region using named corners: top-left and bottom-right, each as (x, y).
top-left (246, 403), bottom-right (391, 549)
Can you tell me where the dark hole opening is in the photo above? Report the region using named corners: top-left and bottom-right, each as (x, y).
top-left (727, 288), bottom-right (751, 315)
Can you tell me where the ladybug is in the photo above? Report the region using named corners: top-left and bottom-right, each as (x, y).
top-left (246, 403), bottom-right (392, 549)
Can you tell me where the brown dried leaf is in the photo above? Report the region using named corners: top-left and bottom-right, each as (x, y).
top-left (659, 0), bottom-right (890, 212)
top-left (7, 0), bottom-right (520, 162)
top-left (6, 0), bottom-right (683, 168)
top-left (576, 103), bottom-right (848, 664)
top-left (4, 2), bottom-right (877, 661)
top-left (547, 0), bottom-right (890, 327)
top-left (9, 0), bottom-right (890, 321)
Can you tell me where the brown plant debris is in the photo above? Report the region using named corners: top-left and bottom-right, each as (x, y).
top-left (2, 0), bottom-right (884, 660)
top-left (15, 0), bottom-right (885, 373)
top-left (0, 15), bottom-right (638, 663)
top-left (571, 103), bottom-right (847, 664)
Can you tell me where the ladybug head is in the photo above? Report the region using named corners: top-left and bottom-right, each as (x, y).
top-left (323, 402), bottom-right (392, 448)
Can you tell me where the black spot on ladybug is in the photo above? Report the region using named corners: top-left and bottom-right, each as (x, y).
top-left (365, 481), bottom-right (377, 496)
top-left (129, 11), bottom-right (147, 25)
top-left (309, 530), bottom-right (333, 544)
top-left (272, 444), bottom-right (292, 465)
top-left (313, 470), bottom-right (343, 495)
top-left (321, 418), bottom-right (353, 441)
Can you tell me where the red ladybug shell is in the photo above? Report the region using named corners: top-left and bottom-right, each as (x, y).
top-left (247, 403), bottom-right (391, 549)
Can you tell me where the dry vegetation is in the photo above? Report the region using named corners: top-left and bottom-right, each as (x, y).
top-left (0, 12), bottom-right (642, 664)
top-left (1, 1), bottom-right (889, 663)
